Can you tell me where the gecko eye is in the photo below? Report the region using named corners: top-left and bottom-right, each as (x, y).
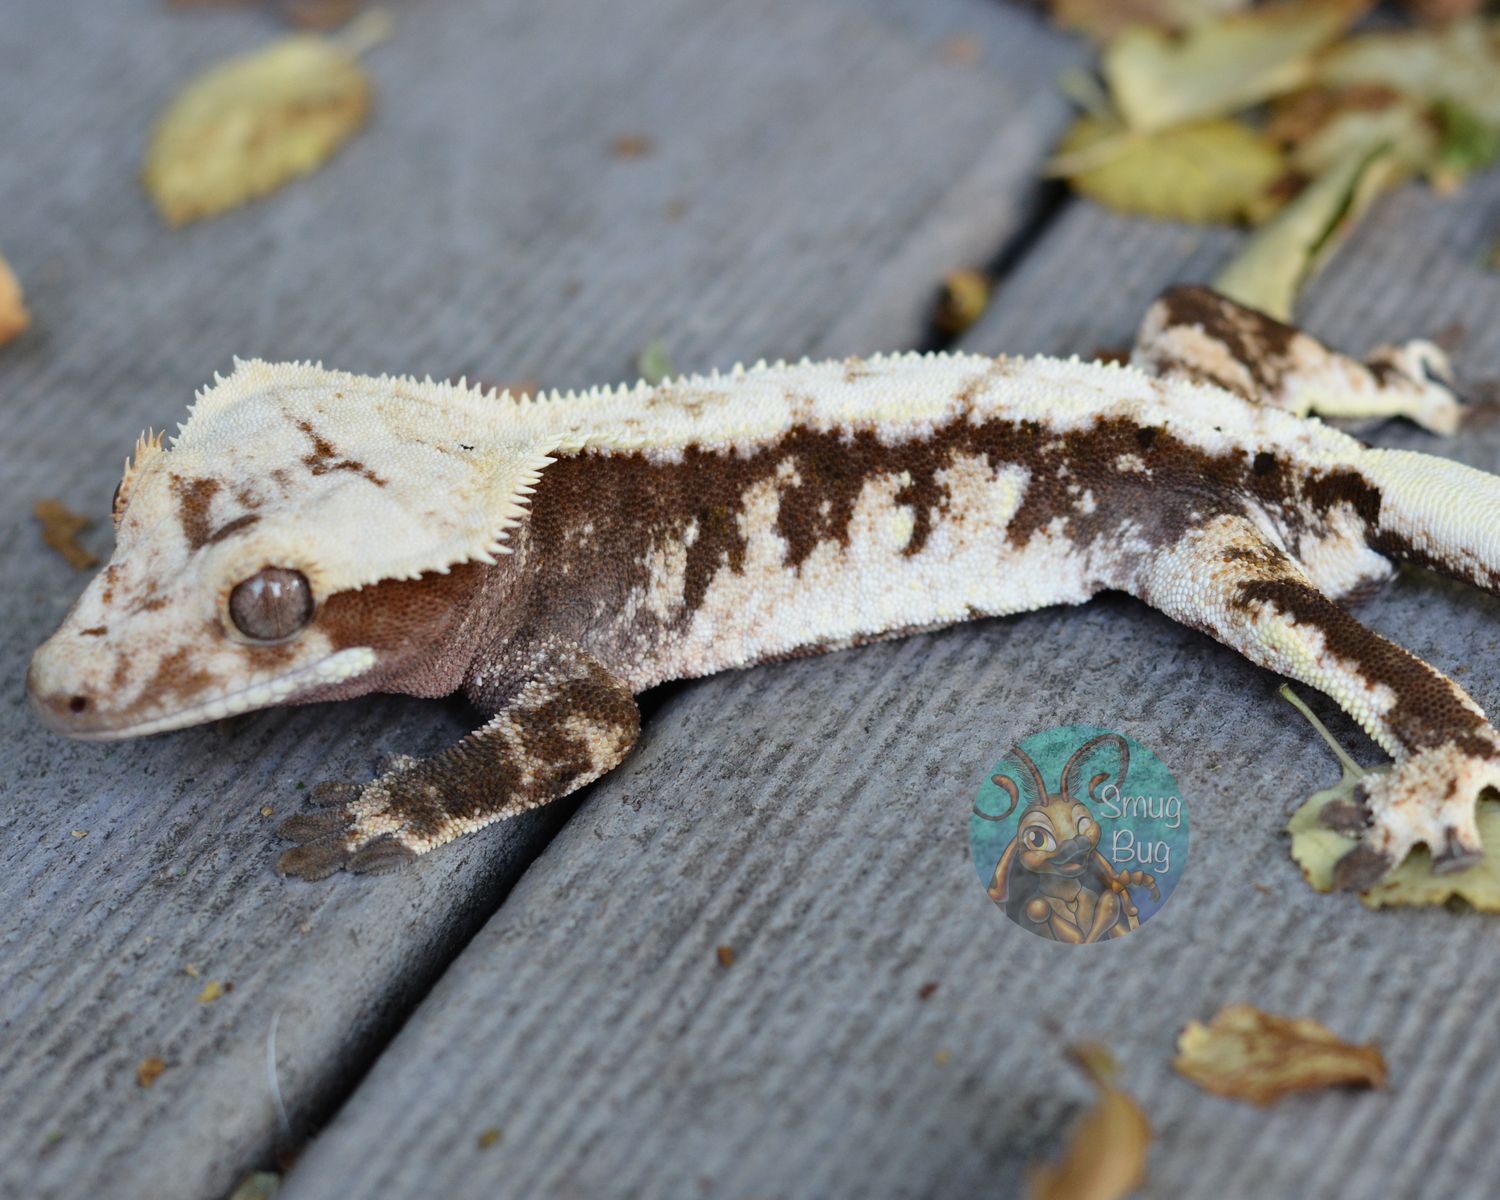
top-left (229, 567), bottom-right (313, 642)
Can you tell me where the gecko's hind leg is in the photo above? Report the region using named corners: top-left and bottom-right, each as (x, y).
top-left (1132, 285), bottom-right (1464, 434)
top-left (1134, 510), bottom-right (1500, 887)
top-left (277, 646), bottom-right (640, 879)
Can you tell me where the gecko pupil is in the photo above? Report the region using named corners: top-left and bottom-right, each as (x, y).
top-left (229, 567), bottom-right (313, 642)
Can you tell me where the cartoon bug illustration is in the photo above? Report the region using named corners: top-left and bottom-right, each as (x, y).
top-left (978, 733), bottom-right (1159, 943)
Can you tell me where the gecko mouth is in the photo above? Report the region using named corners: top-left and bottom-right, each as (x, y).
top-left (29, 647), bottom-right (378, 741)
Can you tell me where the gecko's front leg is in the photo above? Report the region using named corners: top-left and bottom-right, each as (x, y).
top-left (276, 642), bottom-right (639, 879)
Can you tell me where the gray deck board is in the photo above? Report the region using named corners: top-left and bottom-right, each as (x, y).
top-left (0, 2), bottom-right (1079, 1198)
top-left (278, 176), bottom-right (1500, 1198)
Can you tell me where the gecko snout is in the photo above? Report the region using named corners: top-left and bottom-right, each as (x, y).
top-left (26, 642), bottom-right (91, 734)
top-left (26, 631), bottom-right (123, 738)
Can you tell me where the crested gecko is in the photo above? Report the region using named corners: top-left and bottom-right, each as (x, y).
top-left (27, 286), bottom-right (1497, 889)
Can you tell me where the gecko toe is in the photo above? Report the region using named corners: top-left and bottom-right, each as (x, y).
top-left (1431, 829), bottom-right (1484, 875)
top-left (1316, 797), bottom-right (1369, 836)
top-left (1331, 843), bottom-right (1395, 892)
top-left (277, 841), bottom-right (352, 881)
top-left (276, 810), bottom-right (354, 844)
top-left (346, 836), bottom-right (417, 874)
top-left (309, 781), bottom-right (363, 807)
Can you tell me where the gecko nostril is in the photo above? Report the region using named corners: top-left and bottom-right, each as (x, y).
top-left (68, 696), bottom-right (89, 714)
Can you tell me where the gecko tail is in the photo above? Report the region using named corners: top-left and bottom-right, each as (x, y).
top-left (1360, 447), bottom-right (1500, 595)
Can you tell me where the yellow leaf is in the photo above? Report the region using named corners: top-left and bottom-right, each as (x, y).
top-left (1103, 0), bottom-right (1367, 133)
top-left (1051, 115), bottom-right (1284, 224)
top-left (0, 251), bottom-right (29, 345)
top-left (933, 268), bottom-right (991, 337)
top-left (1027, 1043), bottom-right (1150, 1200)
top-left (1317, 18), bottom-right (1500, 127)
top-left (1174, 1005), bottom-right (1387, 1105)
top-left (1213, 142), bottom-right (1395, 320)
top-left (143, 32), bottom-right (373, 225)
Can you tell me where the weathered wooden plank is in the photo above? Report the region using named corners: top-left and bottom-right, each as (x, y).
top-left (0, 2), bottom-right (1081, 1198)
top-left (278, 174), bottom-right (1500, 1198)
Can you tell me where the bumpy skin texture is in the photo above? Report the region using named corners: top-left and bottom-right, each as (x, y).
top-left (26, 287), bottom-right (1499, 886)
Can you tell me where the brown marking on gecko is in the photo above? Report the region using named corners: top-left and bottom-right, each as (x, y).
top-left (204, 514), bottom-right (261, 545)
top-left (294, 419), bottom-right (387, 487)
top-left (141, 647), bottom-right (218, 706)
top-left (522, 407), bottom-right (1395, 656)
top-left (172, 476), bottom-right (221, 550)
top-left (1235, 576), bottom-right (1493, 755)
top-left (310, 562), bottom-right (494, 702)
top-left (1157, 285), bottom-right (1298, 390)
top-left (80, 626), bottom-right (107, 637)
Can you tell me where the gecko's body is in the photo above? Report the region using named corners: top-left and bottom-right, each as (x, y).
top-left (27, 287), bottom-right (1500, 887)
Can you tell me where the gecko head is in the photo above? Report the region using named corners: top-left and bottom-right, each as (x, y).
top-left (28, 360), bottom-right (558, 740)
top-left (27, 428), bottom-right (386, 740)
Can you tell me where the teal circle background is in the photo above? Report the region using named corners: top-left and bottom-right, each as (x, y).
top-left (970, 724), bottom-right (1188, 935)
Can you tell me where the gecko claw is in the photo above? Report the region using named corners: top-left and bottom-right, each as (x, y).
top-left (1330, 844), bottom-right (1395, 892)
top-left (1431, 830), bottom-right (1485, 875)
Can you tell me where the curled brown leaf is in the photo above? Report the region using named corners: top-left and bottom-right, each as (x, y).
top-left (1027, 1043), bottom-right (1150, 1200)
top-left (35, 499), bottom-right (99, 570)
top-left (1174, 1004), bottom-right (1387, 1105)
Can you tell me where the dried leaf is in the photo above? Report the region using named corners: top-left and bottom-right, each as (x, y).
top-left (1051, 115), bottom-right (1284, 224)
top-left (1102, 0), bottom-right (1367, 132)
top-left (476, 1127), bottom-right (503, 1149)
top-left (1282, 684), bottom-right (1500, 909)
top-left (0, 251), bottom-right (30, 346)
top-left (1028, 1043), bottom-right (1150, 1200)
top-left (1213, 141), bottom-right (1396, 319)
top-left (35, 498), bottom-right (99, 570)
top-left (198, 979), bottom-right (226, 1003)
top-left (610, 133), bottom-right (654, 159)
top-left (143, 30), bottom-right (374, 225)
top-left (137, 1056), bottom-right (168, 1089)
top-left (933, 268), bottom-right (991, 336)
top-left (1317, 19), bottom-right (1500, 127)
top-left (638, 340), bottom-right (677, 386)
top-left (1175, 1005), bottom-right (1387, 1104)
top-left (715, 944), bottom-right (735, 967)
